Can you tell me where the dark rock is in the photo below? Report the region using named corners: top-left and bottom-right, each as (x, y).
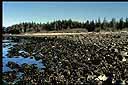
top-left (6, 61), bottom-right (20, 69)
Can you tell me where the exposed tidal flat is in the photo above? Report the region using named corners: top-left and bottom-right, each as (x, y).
top-left (2, 32), bottom-right (128, 84)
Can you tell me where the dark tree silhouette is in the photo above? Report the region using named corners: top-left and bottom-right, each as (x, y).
top-left (2, 18), bottom-right (128, 34)
top-left (125, 18), bottom-right (128, 28)
top-left (89, 20), bottom-right (95, 32)
top-left (117, 18), bottom-right (124, 30)
top-left (101, 18), bottom-right (107, 30)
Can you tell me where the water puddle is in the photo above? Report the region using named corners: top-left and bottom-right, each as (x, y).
top-left (2, 38), bottom-right (45, 83)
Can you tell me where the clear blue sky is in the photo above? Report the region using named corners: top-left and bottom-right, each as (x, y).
top-left (3, 2), bottom-right (128, 27)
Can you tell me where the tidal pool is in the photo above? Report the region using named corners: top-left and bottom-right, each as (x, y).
top-left (2, 36), bottom-right (45, 83)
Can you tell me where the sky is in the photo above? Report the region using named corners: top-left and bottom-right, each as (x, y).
top-left (3, 2), bottom-right (128, 27)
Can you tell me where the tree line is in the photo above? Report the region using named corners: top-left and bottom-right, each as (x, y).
top-left (3, 18), bottom-right (128, 34)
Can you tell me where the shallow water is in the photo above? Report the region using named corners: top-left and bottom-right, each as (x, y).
top-left (2, 36), bottom-right (44, 76)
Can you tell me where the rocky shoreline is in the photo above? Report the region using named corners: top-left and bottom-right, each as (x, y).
top-left (2, 32), bottom-right (128, 84)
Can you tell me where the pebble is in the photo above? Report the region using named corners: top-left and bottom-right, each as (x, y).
top-left (98, 74), bottom-right (107, 81)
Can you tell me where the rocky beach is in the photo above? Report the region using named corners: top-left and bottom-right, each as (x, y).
top-left (2, 32), bottom-right (128, 85)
